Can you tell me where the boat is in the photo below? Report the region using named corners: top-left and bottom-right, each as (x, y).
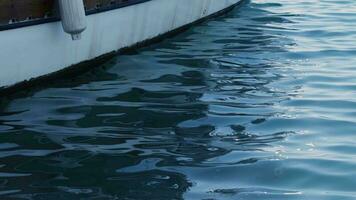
top-left (0, 0), bottom-right (243, 92)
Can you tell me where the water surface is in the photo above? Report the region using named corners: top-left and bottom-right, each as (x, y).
top-left (1, 0), bottom-right (356, 199)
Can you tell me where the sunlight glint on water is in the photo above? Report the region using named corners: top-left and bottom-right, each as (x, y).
top-left (0, 0), bottom-right (356, 199)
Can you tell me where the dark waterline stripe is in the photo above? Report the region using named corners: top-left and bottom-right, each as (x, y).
top-left (0, 0), bottom-right (245, 98)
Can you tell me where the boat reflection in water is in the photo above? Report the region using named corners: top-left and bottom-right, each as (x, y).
top-left (0, 0), bottom-right (242, 89)
top-left (0, 1), bottom-right (303, 200)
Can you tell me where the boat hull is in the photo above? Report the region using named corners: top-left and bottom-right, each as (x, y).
top-left (0, 0), bottom-right (242, 89)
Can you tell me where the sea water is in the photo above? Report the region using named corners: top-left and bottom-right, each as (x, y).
top-left (0, 0), bottom-right (356, 199)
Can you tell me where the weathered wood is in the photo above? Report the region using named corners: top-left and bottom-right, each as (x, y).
top-left (0, 0), bottom-right (54, 24)
top-left (0, 0), bottom-right (141, 25)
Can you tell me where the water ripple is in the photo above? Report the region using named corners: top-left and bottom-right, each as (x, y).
top-left (0, 0), bottom-right (356, 199)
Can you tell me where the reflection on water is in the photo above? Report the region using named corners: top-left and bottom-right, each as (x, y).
top-left (1, 0), bottom-right (356, 199)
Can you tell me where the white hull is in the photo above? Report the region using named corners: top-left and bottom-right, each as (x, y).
top-left (0, 0), bottom-right (241, 89)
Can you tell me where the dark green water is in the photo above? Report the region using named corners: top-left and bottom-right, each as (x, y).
top-left (1, 0), bottom-right (356, 199)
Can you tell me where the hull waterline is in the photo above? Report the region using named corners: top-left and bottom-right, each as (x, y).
top-left (0, 0), bottom-right (242, 91)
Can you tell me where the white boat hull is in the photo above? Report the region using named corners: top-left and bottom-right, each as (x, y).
top-left (0, 0), bottom-right (241, 89)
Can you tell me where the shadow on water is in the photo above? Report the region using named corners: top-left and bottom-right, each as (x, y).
top-left (0, 1), bottom-right (302, 199)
